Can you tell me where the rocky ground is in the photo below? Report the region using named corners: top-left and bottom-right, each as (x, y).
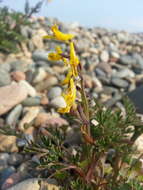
top-left (1, 17), bottom-right (143, 189)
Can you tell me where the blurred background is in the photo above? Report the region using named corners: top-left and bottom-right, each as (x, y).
top-left (1, 0), bottom-right (143, 32)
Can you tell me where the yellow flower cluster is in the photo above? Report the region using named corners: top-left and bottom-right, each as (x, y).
top-left (44, 24), bottom-right (79, 113)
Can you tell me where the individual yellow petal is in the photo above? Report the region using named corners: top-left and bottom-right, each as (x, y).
top-left (58, 78), bottom-right (76, 113)
top-left (48, 52), bottom-right (61, 61)
top-left (55, 46), bottom-right (63, 54)
top-left (51, 24), bottom-right (74, 41)
top-left (69, 42), bottom-right (79, 77)
top-left (48, 46), bottom-right (63, 61)
top-left (61, 69), bottom-right (73, 85)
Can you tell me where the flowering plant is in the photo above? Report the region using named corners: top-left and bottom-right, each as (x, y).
top-left (24, 24), bottom-right (143, 190)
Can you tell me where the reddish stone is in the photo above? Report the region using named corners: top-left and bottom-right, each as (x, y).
top-left (11, 71), bottom-right (26, 82)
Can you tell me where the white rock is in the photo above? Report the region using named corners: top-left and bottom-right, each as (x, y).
top-left (100, 50), bottom-right (109, 62)
top-left (33, 67), bottom-right (47, 83)
top-left (19, 80), bottom-right (37, 97)
top-left (48, 87), bottom-right (62, 100)
top-left (0, 82), bottom-right (28, 115)
top-left (19, 107), bottom-right (40, 130)
top-left (51, 96), bottom-right (66, 108)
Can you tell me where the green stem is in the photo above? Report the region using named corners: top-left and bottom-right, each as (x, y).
top-left (80, 76), bottom-right (90, 135)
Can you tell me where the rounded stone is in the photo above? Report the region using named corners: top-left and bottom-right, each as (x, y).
top-left (8, 153), bottom-right (23, 167)
top-left (22, 97), bottom-right (41, 107)
top-left (48, 87), bottom-right (62, 100)
top-left (11, 71), bottom-right (26, 82)
top-left (6, 178), bottom-right (40, 190)
top-left (0, 70), bottom-right (11, 87)
top-left (50, 96), bottom-right (66, 108)
top-left (6, 104), bottom-right (23, 127)
top-left (100, 51), bottom-right (109, 62)
top-left (111, 77), bottom-right (129, 88)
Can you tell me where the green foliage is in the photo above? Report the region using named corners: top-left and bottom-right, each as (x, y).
top-left (24, 98), bottom-right (143, 190)
top-left (0, 0), bottom-right (43, 53)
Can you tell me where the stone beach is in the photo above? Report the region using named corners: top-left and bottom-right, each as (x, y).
top-left (1, 17), bottom-right (143, 189)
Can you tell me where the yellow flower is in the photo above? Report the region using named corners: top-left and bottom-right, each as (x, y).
top-left (43, 24), bottom-right (74, 41)
top-left (48, 46), bottom-right (68, 64)
top-left (69, 42), bottom-right (79, 77)
top-left (58, 78), bottom-right (76, 113)
top-left (61, 69), bottom-right (73, 85)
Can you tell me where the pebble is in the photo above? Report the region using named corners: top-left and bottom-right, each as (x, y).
top-left (19, 107), bottom-right (40, 130)
top-left (34, 112), bottom-right (52, 127)
top-left (35, 76), bottom-right (58, 91)
top-left (50, 96), bottom-right (66, 108)
top-left (32, 50), bottom-right (49, 62)
top-left (111, 77), bottom-right (129, 88)
top-left (11, 71), bottom-right (26, 82)
top-left (0, 82), bottom-right (28, 115)
top-left (0, 153), bottom-right (9, 170)
top-left (6, 104), bottom-right (23, 127)
top-left (110, 51), bottom-right (120, 59)
top-left (8, 153), bottom-right (23, 167)
top-left (119, 55), bottom-right (136, 65)
top-left (6, 178), bottom-right (40, 190)
top-left (22, 97), bottom-right (41, 106)
top-left (0, 135), bottom-right (18, 152)
top-left (97, 62), bottom-right (112, 74)
top-left (0, 167), bottom-right (15, 188)
top-left (112, 69), bottom-right (135, 78)
top-left (0, 70), bottom-right (11, 87)
top-left (19, 80), bottom-right (37, 97)
top-left (48, 86), bottom-right (62, 100)
top-left (33, 67), bottom-right (47, 83)
top-left (1, 172), bottom-right (22, 190)
top-left (0, 63), bottom-right (11, 72)
top-left (100, 50), bottom-right (109, 62)
top-left (10, 60), bottom-right (27, 72)
top-left (133, 53), bottom-right (143, 69)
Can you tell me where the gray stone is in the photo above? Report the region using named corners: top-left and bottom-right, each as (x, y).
top-left (133, 53), bottom-right (143, 69)
top-left (0, 63), bottom-right (11, 72)
top-left (0, 70), bottom-right (11, 87)
top-left (35, 76), bottom-right (58, 92)
top-left (105, 94), bottom-right (122, 107)
top-left (95, 68), bottom-right (106, 77)
top-left (22, 97), bottom-right (41, 106)
top-left (50, 96), bottom-right (66, 108)
top-left (6, 104), bottom-right (23, 127)
top-left (10, 61), bottom-right (27, 72)
top-left (32, 50), bottom-right (49, 62)
top-left (0, 153), bottom-right (9, 170)
top-left (17, 139), bottom-right (27, 148)
top-left (8, 153), bottom-right (23, 167)
top-left (111, 77), bottom-right (129, 88)
top-left (102, 86), bottom-right (118, 95)
top-left (119, 55), bottom-right (136, 65)
top-left (33, 67), bottom-right (47, 83)
top-left (112, 69), bottom-right (135, 78)
top-left (127, 85), bottom-right (143, 113)
top-left (0, 167), bottom-right (15, 187)
top-left (48, 86), bottom-right (62, 100)
top-left (6, 178), bottom-right (40, 190)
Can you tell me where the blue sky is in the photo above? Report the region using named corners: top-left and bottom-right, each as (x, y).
top-left (1, 0), bottom-right (143, 32)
